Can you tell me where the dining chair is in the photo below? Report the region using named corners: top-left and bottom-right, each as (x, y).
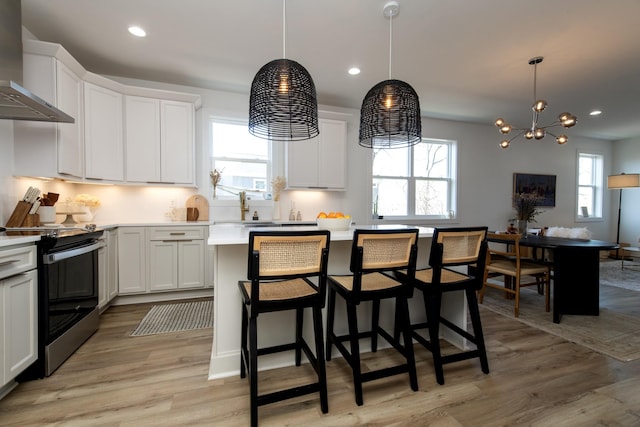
top-left (478, 232), bottom-right (550, 317)
top-left (397, 226), bottom-right (489, 385)
top-left (325, 228), bottom-right (419, 406)
top-left (238, 230), bottom-right (330, 427)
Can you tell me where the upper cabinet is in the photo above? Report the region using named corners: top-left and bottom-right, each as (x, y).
top-left (84, 82), bottom-right (124, 181)
top-left (13, 39), bottom-right (200, 187)
top-left (14, 52), bottom-right (84, 179)
top-left (125, 97), bottom-right (195, 185)
top-left (286, 118), bottom-right (347, 190)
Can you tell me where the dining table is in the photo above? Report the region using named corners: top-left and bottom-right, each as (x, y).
top-left (487, 234), bottom-right (618, 323)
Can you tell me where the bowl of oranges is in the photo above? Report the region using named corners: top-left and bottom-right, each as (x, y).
top-left (316, 211), bottom-right (352, 230)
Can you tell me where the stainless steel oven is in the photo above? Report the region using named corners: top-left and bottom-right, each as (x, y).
top-left (17, 228), bottom-right (104, 380)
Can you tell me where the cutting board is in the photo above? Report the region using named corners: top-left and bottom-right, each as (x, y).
top-left (185, 194), bottom-right (209, 221)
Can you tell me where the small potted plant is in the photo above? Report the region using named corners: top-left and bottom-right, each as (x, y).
top-left (513, 192), bottom-right (542, 235)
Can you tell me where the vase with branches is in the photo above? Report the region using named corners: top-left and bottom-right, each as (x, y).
top-left (513, 192), bottom-right (542, 234)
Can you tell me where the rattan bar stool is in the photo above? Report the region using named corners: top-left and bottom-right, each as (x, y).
top-left (238, 230), bottom-right (331, 427)
top-left (398, 226), bottom-right (489, 385)
top-left (325, 228), bottom-right (419, 406)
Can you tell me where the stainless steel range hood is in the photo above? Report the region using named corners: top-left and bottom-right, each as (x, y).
top-left (0, 0), bottom-right (74, 123)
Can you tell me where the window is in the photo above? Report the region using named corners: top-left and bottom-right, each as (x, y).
top-left (372, 139), bottom-right (457, 219)
top-left (211, 120), bottom-right (271, 197)
top-left (576, 152), bottom-right (603, 219)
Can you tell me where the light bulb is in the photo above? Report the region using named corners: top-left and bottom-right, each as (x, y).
top-left (533, 100), bottom-right (547, 112)
top-left (556, 134), bottom-right (568, 144)
top-left (279, 75), bottom-right (289, 94)
top-left (495, 118), bottom-right (505, 127)
top-left (499, 124), bottom-right (512, 134)
top-left (534, 128), bottom-right (545, 139)
top-left (500, 140), bottom-right (510, 149)
top-left (524, 130), bottom-right (534, 139)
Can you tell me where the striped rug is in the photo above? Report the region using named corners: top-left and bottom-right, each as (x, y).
top-left (130, 299), bottom-right (213, 336)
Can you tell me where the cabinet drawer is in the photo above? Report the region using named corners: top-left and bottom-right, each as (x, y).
top-left (148, 227), bottom-right (204, 241)
top-left (0, 246), bottom-right (37, 280)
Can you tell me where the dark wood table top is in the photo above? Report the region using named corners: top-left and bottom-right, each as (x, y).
top-left (488, 234), bottom-right (618, 250)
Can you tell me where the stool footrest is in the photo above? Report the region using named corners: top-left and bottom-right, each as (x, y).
top-left (257, 383), bottom-right (321, 407)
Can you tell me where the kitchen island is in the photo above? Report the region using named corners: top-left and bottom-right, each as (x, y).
top-left (207, 224), bottom-right (469, 379)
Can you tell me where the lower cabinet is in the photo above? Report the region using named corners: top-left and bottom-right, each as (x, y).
top-left (1, 269), bottom-right (38, 388)
top-left (118, 226), bottom-right (207, 295)
top-left (98, 229), bottom-right (119, 310)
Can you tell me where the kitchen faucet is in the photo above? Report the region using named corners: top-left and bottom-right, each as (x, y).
top-left (239, 191), bottom-right (250, 221)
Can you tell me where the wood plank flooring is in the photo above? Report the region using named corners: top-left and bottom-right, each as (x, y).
top-left (2, 287), bottom-right (640, 426)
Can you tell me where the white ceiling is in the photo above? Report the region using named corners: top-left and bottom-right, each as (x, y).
top-left (20, 0), bottom-right (640, 142)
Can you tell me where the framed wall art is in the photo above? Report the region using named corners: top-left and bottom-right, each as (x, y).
top-left (513, 173), bottom-right (556, 207)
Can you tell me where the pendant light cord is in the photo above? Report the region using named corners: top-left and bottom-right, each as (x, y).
top-left (282, 0), bottom-right (286, 58)
top-left (388, 12), bottom-right (393, 79)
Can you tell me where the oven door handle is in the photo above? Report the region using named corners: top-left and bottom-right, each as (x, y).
top-left (43, 241), bottom-right (105, 264)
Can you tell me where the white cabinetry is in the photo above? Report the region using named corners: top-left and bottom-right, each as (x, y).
top-left (148, 227), bottom-right (205, 291)
top-left (117, 227), bottom-right (147, 294)
top-left (14, 52), bottom-right (84, 179)
top-left (118, 226), bottom-right (207, 295)
top-left (286, 119), bottom-right (347, 190)
top-left (84, 82), bottom-right (124, 181)
top-left (124, 98), bottom-right (195, 184)
top-left (1, 245), bottom-right (38, 393)
top-left (98, 229), bottom-right (119, 311)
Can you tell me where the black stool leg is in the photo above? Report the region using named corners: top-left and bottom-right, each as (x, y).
top-left (371, 299), bottom-right (380, 352)
top-left (466, 288), bottom-right (489, 374)
top-left (326, 287), bottom-right (336, 361)
top-left (312, 305), bottom-right (329, 413)
top-left (240, 302), bottom-right (248, 378)
top-left (398, 294), bottom-right (419, 391)
top-left (249, 315), bottom-right (258, 427)
top-left (295, 307), bottom-right (303, 366)
top-left (347, 301), bottom-right (363, 406)
top-left (426, 290), bottom-right (445, 385)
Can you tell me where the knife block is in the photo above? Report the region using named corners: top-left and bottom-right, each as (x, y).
top-left (5, 201), bottom-right (33, 227)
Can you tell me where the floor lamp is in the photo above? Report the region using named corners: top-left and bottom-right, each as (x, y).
top-left (607, 173), bottom-right (640, 259)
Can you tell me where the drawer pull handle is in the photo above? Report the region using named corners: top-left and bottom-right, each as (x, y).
top-left (0, 259), bottom-right (20, 267)
top-left (162, 240), bottom-right (192, 243)
top-left (169, 232), bottom-right (186, 236)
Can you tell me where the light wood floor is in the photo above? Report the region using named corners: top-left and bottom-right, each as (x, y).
top-left (2, 287), bottom-right (640, 426)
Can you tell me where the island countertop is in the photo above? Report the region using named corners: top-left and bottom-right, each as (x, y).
top-left (208, 223), bottom-right (435, 245)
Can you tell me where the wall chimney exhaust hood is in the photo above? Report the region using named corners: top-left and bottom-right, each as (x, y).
top-left (0, 0), bottom-right (74, 123)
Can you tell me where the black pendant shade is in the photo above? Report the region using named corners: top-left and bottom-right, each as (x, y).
top-left (249, 58), bottom-right (319, 141)
top-left (359, 79), bottom-right (422, 148)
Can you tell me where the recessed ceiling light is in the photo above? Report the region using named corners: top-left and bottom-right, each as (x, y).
top-left (128, 26), bottom-right (146, 37)
top-left (348, 67), bottom-right (361, 75)
top-left (589, 110), bottom-right (602, 116)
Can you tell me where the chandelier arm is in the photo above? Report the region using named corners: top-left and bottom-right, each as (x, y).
top-left (508, 129), bottom-right (525, 143)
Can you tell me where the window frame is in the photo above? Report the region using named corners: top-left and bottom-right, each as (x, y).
top-left (210, 117), bottom-right (273, 200)
top-left (575, 150), bottom-right (604, 222)
top-left (372, 138), bottom-right (457, 221)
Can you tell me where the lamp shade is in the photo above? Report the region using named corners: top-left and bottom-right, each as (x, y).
top-left (249, 58), bottom-right (319, 141)
top-left (607, 173), bottom-right (640, 189)
top-left (359, 79), bottom-right (422, 149)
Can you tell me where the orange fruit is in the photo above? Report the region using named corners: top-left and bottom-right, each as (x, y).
top-left (344, 214), bottom-right (351, 219)
top-left (327, 212), bottom-right (336, 218)
top-left (317, 212), bottom-right (327, 218)
top-left (335, 212), bottom-right (344, 218)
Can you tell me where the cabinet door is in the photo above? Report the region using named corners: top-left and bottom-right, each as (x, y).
top-left (56, 60), bottom-right (84, 178)
top-left (97, 245), bottom-right (108, 309)
top-left (178, 240), bottom-right (205, 289)
top-left (107, 230), bottom-right (119, 301)
top-left (287, 118), bottom-right (347, 189)
top-left (117, 228), bottom-right (147, 294)
top-left (148, 241), bottom-right (178, 291)
top-left (84, 82), bottom-right (124, 181)
top-left (125, 96), bottom-right (161, 182)
top-left (2, 270), bottom-right (38, 383)
top-left (161, 100), bottom-right (194, 184)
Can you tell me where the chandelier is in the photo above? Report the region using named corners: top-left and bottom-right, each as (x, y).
top-left (495, 57), bottom-right (577, 149)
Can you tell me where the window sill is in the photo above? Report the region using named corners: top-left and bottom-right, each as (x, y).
top-left (575, 216), bottom-right (603, 223)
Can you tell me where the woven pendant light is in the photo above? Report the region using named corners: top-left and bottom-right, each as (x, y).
top-left (248, 0), bottom-right (319, 141)
top-left (359, 1), bottom-right (421, 149)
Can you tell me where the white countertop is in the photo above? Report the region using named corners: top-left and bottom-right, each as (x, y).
top-left (208, 224), bottom-right (434, 245)
top-left (0, 234), bottom-right (41, 248)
